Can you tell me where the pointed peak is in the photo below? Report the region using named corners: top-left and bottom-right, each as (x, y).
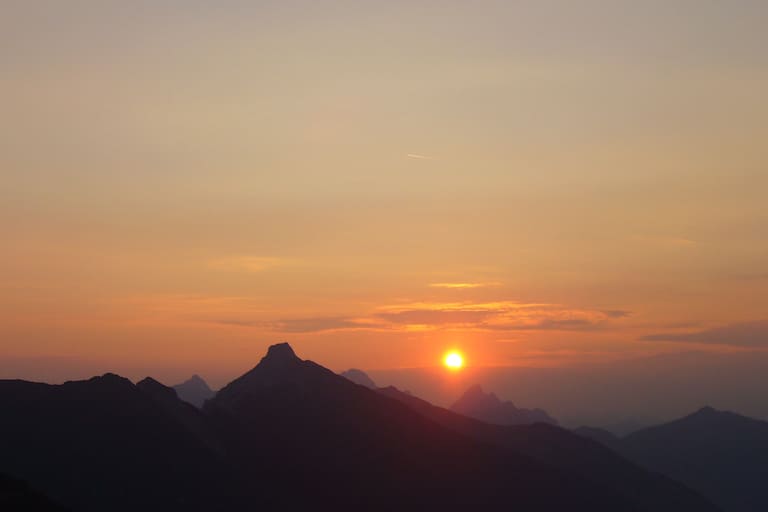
top-left (176, 374), bottom-right (211, 388)
top-left (692, 406), bottom-right (719, 416)
top-left (90, 373), bottom-right (133, 386)
top-left (263, 342), bottom-right (299, 362)
top-left (463, 384), bottom-right (498, 402)
top-left (137, 377), bottom-right (181, 404)
top-left (74, 373), bottom-right (136, 393)
top-left (340, 368), bottom-right (377, 389)
top-left (465, 384), bottom-right (484, 395)
top-left (137, 376), bottom-right (163, 387)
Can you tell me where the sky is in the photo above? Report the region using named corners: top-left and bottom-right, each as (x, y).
top-left (2, 1), bottom-right (768, 397)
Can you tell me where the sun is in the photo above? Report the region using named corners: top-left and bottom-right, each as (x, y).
top-left (443, 351), bottom-right (464, 370)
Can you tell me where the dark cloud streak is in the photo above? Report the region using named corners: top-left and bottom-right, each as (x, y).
top-left (641, 321), bottom-right (768, 347)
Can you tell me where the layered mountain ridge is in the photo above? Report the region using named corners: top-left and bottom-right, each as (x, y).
top-left (576, 406), bottom-right (768, 512)
top-left (0, 343), bottom-right (720, 511)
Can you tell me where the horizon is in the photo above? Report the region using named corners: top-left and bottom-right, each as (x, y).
top-left (5, 341), bottom-right (767, 431)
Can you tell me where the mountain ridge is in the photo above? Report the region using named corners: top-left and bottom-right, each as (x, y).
top-left (451, 384), bottom-right (559, 426)
top-left (0, 343), bottom-right (721, 511)
top-left (575, 406), bottom-right (768, 512)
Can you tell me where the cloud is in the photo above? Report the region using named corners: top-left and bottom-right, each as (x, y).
top-left (640, 321), bottom-right (768, 347)
top-left (376, 308), bottom-right (492, 326)
top-left (602, 310), bottom-right (632, 319)
top-left (266, 317), bottom-right (379, 333)
top-left (406, 153), bottom-right (434, 160)
top-left (216, 317), bottom-right (380, 333)
top-left (254, 301), bottom-right (630, 334)
top-left (429, 282), bottom-right (502, 289)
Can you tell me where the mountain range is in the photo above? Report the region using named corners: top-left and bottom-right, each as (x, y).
top-left (450, 384), bottom-right (559, 426)
top-left (0, 343), bottom-right (721, 511)
top-left (575, 406), bottom-right (768, 512)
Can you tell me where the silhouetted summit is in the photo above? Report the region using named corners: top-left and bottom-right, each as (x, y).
top-left (451, 384), bottom-right (558, 426)
top-left (138, 376), bottom-right (178, 401)
top-left (340, 368), bottom-right (377, 388)
top-left (173, 374), bottom-right (215, 408)
top-left (261, 343), bottom-right (301, 364)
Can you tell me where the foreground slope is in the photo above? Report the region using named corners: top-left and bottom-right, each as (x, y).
top-left (0, 472), bottom-right (69, 511)
top-left (600, 407), bottom-right (768, 512)
top-left (0, 375), bottom-right (227, 512)
top-left (379, 386), bottom-right (717, 512)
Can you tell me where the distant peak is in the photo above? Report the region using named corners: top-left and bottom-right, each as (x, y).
top-left (466, 384), bottom-right (485, 395)
top-left (340, 368), bottom-right (377, 389)
top-left (694, 406), bottom-right (718, 416)
top-left (181, 374), bottom-right (209, 387)
top-left (462, 385), bottom-right (499, 402)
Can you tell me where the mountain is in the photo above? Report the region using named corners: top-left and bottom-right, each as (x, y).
top-left (0, 472), bottom-right (69, 511)
top-left (0, 343), bottom-right (720, 511)
top-left (205, 343), bottom-right (633, 509)
top-left (340, 368), bottom-right (377, 388)
top-left (451, 384), bottom-right (559, 426)
top-left (172, 374), bottom-right (215, 408)
top-left (379, 386), bottom-right (717, 512)
top-left (579, 406), bottom-right (768, 512)
top-left (0, 374), bottom-right (229, 512)
top-left (572, 426), bottom-right (620, 447)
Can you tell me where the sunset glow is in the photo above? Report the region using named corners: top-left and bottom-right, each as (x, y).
top-left (2, 4), bottom-right (768, 511)
top-left (1, 1), bottom-right (767, 398)
top-left (444, 352), bottom-right (465, 371)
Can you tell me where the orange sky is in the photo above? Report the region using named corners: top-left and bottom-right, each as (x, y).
top-left (2, 1), bottom-right (767, 384)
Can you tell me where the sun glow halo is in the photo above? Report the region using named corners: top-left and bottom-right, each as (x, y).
top-left (443, 351), bottom-right (464, 370)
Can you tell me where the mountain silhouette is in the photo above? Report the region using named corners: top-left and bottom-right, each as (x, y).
top-left (0, 343), bottom-right (721, 511)
top-left (0, 472), bottom-right (69, 511)
top-left (340, 368), bottom-right (377, 388)
top-left (379, 385), bottom-right (717, 512)
top-left (0, 374), bottom-right (228, 511)
top-left (576, 406), bottom-right (768, 512)
top-left (206, 343), bottom-right (632, 509)
top-left (172, 374), bottom-right (215, 408)
top-left (451, 384), bottom-right (559, 426)
top-left (572, 426), bottom-right (620, 447)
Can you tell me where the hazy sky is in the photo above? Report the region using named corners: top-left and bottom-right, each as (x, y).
top-left (2, 1), bottom-right (767, 386)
